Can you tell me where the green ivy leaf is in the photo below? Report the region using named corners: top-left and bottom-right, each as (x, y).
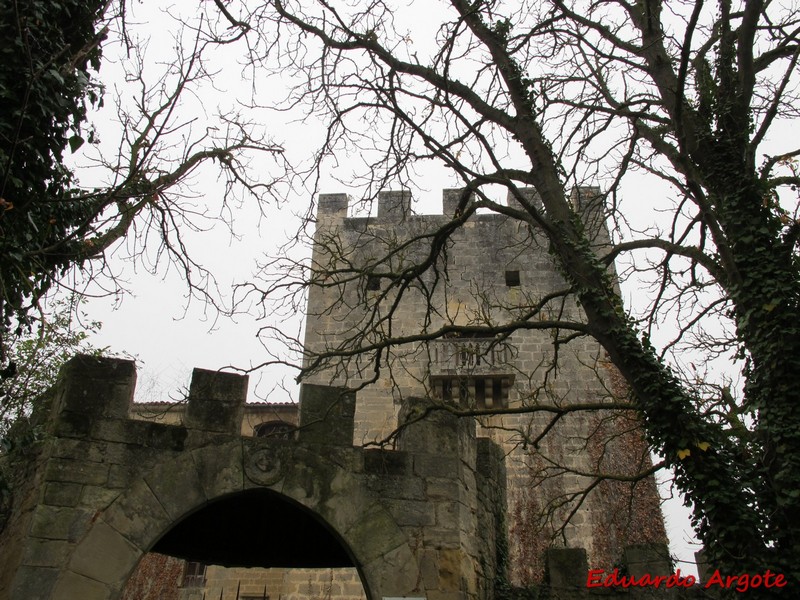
top-left (68, 135), bottom-right (84, 153)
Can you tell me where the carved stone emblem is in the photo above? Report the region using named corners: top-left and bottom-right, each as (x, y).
top-left (245, 447), bottom-right (286, 486)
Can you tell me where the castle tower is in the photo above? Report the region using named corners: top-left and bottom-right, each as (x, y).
top-left (302, 188), bottom-right (668, 584)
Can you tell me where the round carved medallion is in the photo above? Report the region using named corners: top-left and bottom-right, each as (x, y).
top-left (245, 447), bottom-right (287, 485)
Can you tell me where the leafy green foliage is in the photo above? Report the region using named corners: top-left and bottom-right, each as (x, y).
top-left (0, 296), bottom-right (104, 445)
top-left (0, 0), bottom-right (105, 337)
top-left (0, 296), bottom-right (105, 539)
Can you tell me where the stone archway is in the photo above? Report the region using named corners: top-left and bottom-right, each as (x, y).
top-left (48, 438), bottom-right (417, 600)
top-left (2, 356), bottom-right (505, 600)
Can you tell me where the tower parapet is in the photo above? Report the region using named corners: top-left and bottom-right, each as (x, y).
top-left (318, 192), bottom-right (350, 220)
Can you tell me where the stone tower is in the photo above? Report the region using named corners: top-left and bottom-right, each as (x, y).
top-left (301, 188), bottom-right (668, 584)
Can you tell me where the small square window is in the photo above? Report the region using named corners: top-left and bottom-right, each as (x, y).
top-left (366, 275), bottom-right (381, 291)
top-left (505, 270), bottom-right (520, 287)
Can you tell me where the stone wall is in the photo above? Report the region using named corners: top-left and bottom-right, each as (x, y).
top-left (198, 566), bottom-right (365, 600)
top-left (302, 189), bottom-right (667, 584)
top-left (0, 355), bottom-right (506, 600)
top-left (123, 558), bottom-right (367, 600)
top-left (0, 187), bottom-right (671, 598)
top-left (129, 401), bottom-right (298, 437)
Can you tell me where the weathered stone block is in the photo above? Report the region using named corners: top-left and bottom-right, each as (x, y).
top-left (413, 454), bottom-right (459, 479)
top-left (43, 482), bottom-right (82, 507)
top-left (422, 527), bottom-right (461, 549)
top-left (70, 521), bottom-right (140, 585)
top-left (545, 547), bottom-right (587, 590)
top-left (694, 548), bottom-right (709, 584)
top-left (378, 190), bottom-right (412, 221)
top-left (93, 419), bottom-right (188, 450)
top-left (318, 193), bottom-right (350, 219)
top-left (298, 384), bottom-right (356, 446)
top-left (192, 440), bottom-right (244, 498)
top-left (103, 479), bottom-right (171, 549)
top-left (624, 544), bottom-right (672, 578)
top-left (52, 409), bottom-right (92, 438)
top-left (21, 539), bottom-right (71, 568)
top-left (397, 398), bottom-right (472, 456)
top-left (476, 437), bottom-right (505, 481)
top-left (367, 474), bottom-right (425, 500)
top-left (387, 499), bottom-right (436, 527)
top-left (10, 565), bottom-right (59, 600)
top-left (434, 501), bottom-right (460, 530)
top-left (344, 505), bottom-right (406, 565)
top-left (364, 449), bottom-right (411, 476)
top-left (52, 570), bottom-right (111, 600)
top-left (362, 542), bottom-right (419, 599)
top-left (50, 438), bottom-right (94, 462)
top-left (79, 485), bottom-right (121, 509)
top-left (570, 186), bottom-right (608, 246)
top-left (107, 463), bottom-right (137, 489)
top-left (143, 453), bottom-right (206, 521)
top-left (425, 478), bottom-right (461, 500)
top-left (443, 188), bottom-right (475, 216)
top-left (420, 548), bottom-right (440, 589)
top-left (45, 458), bottom-right (109, 486)
top-left (436, 547), bottom-right (465, 591)
top-left (185, 368), bottom-right (248, 434)
top-left (29, 505), bottom-right (92, 542)
top-left (506, 187), bottom-right (543, 211)
top-left (55, 355), bottom-right (137, 428)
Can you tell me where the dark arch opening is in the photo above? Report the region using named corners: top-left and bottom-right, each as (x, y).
top-left (152, 488), bottom-right (354, 568)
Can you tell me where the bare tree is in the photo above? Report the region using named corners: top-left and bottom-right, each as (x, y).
top-left (214, 0), bottom-right (800, 589)
top-left (0, 1), bottom-right (284, 369)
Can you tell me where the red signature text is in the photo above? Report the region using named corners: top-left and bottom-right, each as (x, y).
top-left (586, 568), bottom-right (787, 592)
top-left (703, 569), bottom-right (786, 592)
top-left (586, 568), bottom-right (695, 589)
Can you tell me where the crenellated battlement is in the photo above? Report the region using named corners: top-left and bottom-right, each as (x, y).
top-left (48, 355), bottom-right (477, 454)
top-left (304, 187), bottom-right (610, 422)
top-left (317, 187), bottom-right (603, 222)
top-left (312, 188), bottom-right (611, 280)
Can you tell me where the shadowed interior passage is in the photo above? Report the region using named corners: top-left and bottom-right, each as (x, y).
top-left (153, 489), bottom-right (354, 568)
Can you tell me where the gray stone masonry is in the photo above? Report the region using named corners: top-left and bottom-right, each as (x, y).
top-left (2, 187), bottom-right (673, 599)
top-left (546, 548), bottom-right (589, 598)
top-left (298, 384), bottom-right (356, 446)
top-left (1, 355), bottom-right (506, 600)
top-left (184, 368), bottom-right (248, 434)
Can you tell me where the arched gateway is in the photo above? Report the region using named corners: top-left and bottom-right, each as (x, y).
top-left (1, 356), bottom-right (506, 600)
